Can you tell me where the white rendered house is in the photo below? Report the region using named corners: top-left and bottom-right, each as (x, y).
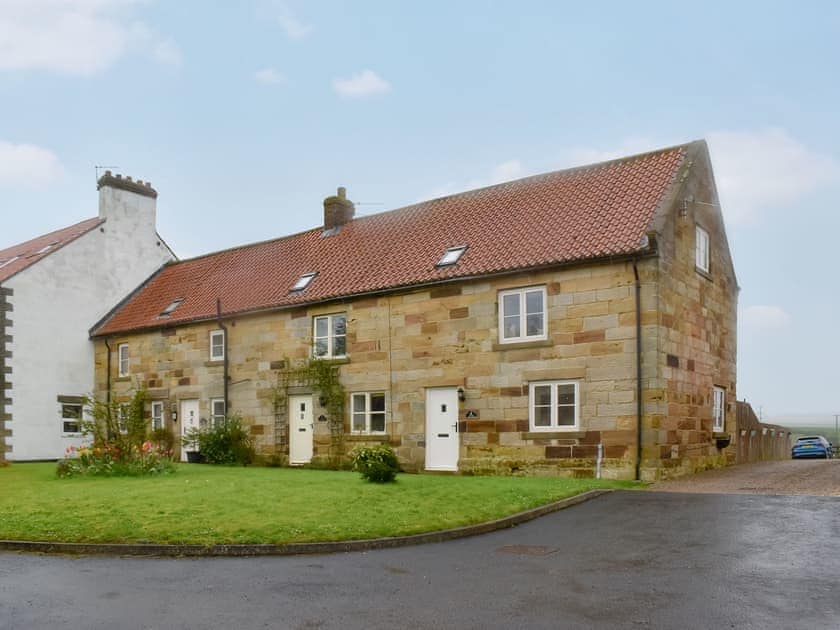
top-left (0, 173), bottom-right (175, 461)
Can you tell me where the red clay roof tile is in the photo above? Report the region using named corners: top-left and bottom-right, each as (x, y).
top-left (92, 143), bottom-right (690, 336)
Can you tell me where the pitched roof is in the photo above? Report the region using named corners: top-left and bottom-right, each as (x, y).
top-left (92, 142), bottom-right (694, 337)
top-left (0, 217), bottom-right (103, 284)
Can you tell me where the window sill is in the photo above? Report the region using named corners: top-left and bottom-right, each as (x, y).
top-left (114, 376), bottom-right (130, 382)
top-left (204, 360), bottom-right (224, 368)
top-left (492, 338), bottom-right (553, 352)
top-left (523, 430), bottom-right (584, 439)
top-left (695, 267), bottom-right (712, 281)
top-left (344, 434), bottom-right (389, 442)
top-left (312, 356), bottom-right (350, 365)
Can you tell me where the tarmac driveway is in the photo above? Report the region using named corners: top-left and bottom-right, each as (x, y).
top-left (1, 490), bottom-right (838, 629)
top-left (650, 459), bottom-right (840, 495)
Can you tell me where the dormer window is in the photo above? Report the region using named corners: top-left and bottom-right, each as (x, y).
top-left (159, 297), bottom-right (185, 318)
top-left (437, 245), bottom-right (467, 267)
top-left (292, 272), bottom-right (317, 292)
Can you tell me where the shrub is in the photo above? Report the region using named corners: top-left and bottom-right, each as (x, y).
top-left (350, 444), bottom-right (400, 483)
top-left (197, 415), bottom-right (255, 466)
top-left (58, 442), bottom-right (174, 478)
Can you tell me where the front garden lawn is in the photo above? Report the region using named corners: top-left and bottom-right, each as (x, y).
top-left (0, 463), bottom-right (636, 545)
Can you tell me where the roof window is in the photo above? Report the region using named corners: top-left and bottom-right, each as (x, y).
top-left (158, 297), bottom-right (185, 318)
top-left (437, 245), bottom-right (467, 267)
top-left (35, 242), bottom-right (58, 255)
top-left (292, 272), bottom-right (317, 292)
top-left (0, 256), bottom-right (20, 269)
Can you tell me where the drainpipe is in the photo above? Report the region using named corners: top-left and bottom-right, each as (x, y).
top-left (633, 259), bottom-right (643, 482)
top-left (104, 338), bottom-right (112, 404)
top-left (216, 298), bottom-right (229, 418)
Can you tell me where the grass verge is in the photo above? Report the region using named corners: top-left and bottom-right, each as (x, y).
top-left (0, 463), bottom-right (635, 545)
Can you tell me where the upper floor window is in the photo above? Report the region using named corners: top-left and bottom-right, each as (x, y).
top-left (529, 381), bottom-right (579, 431)
top-left (313, 313), bottom-right (346, 358)
top-left (713, 386), bottom-right (725, 432)
top-left (351, 392), bottom-right (386, 434)
top-left (498, 286), bottom-right (547, 343)
top-left (151, 401), bottom-right (164, 431)
top-left (61, 402), bottom-right (82, 434)
top-left (695, 225), bottom-right (710, 273)
top-left (118, 343), bottom-right (129, 377)
top-left (211, 398), bottom-right (226, 428)
top-left (210, 329), bottom-right (225, 361)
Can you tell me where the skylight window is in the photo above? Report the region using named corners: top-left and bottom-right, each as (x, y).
top-left (0, 256), bottom-right (20, 269)
top-left (437, 245), bottom-right (467, 267)
top-left (292, 272), bottom-right (317, 292)
top-left (35, 242), bottom-right (58, 254)
top-left (159, 297), bottom-right (185, 317)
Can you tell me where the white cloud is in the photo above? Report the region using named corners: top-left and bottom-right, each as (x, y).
top-left (707, 128), bottom-right (840, 225)
top-left (424, 159), bottom-right (529, 200)
top-left (741, 305), bottom-right (792, 330)
top-left (276, 7), bottom-right (311, 40)
top-left (332, 69), bottom-right (391, 98)
top-left (254, 67), bottom-right (285, 85)
top-left (0, 141), bottom-right (64, 187)
top-left (0, 0), bottom-right (182, 75)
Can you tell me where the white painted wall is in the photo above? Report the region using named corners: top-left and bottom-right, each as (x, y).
top-left (6, 183), bottom-right (174, 460)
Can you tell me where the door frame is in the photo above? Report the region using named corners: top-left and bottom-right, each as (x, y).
top-left (179, 398), bottom-right (200, 462)
top-left (425, 387), bottom-right (460, 471)
top-left (289, 394), bottom-right (314, 465)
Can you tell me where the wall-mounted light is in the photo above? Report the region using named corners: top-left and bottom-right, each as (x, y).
top-left (457, 387), bottom-right (465, 402)
top-left (170, 402), bottom-right (178, 422)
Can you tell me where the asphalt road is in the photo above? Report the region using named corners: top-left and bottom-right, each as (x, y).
top-left (2, 490), bottom-right (838, 629)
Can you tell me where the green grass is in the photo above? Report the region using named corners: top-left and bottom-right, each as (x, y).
top-left (0, 463), bottom-right (635, 545)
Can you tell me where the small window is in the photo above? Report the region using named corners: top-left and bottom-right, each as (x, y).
top-left (529, 381), bottom-right (579, 431)
top-left (351, 392), bottom-right (386, 434)
top-left (34, 242), bottom-right (58, 255)
top-left (61, 403), bottom-right (82, 434)
top-left (313, 313), bottom-right (347, 358)
top-left (292, 272), bottom-right (317, 292)
top-left (210, 329), bottom-right (225, 361)
top-left (118, 343), bottom-right (129, 377)
top-left (695, 226), bottom-right (710, 273)
top-left (118, 404), bottom-right (130, 434)
top-left (151, 401), bottom-right (164, 431)
top-left (211, 398), bottom-right (226, 428)
top-left (437, 245), bottom-right (467, 267)
top-left (159, 297), bottom-right (185, 317)
top-left (0, 256), bottom-right (20, 269)
top-left (498, 286), bottom-right (547, 343)
top-left (713, 386), bottom-right (725, 432)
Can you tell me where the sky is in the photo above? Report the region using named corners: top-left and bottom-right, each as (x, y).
top-left (1, 1), bottom-right (839, 420)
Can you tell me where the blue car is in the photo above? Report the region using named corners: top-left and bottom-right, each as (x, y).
top-left (791, 436), bottom-right (833, 459)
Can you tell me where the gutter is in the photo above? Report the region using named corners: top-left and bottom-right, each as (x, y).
top-left (216, 298), bottom-right (229, 418)
top-left (633, 259), bottom-right (643, 481)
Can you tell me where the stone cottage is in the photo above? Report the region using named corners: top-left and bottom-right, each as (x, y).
top-left (0, 173), bottom-right (175, 461)
top-left (90, 141), bottom-right (737, 480)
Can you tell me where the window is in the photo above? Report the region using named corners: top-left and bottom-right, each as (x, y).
top-left (118, 343), bottom-right (129, 377)
top-left (0, 256), bottom-right (20, 269)
top-left (292, 272), bottom-right (317, 292)
top-left (529, 381), bottom-right (579, 431)
top-left (210, 329), bottom-right (225, 361)
top-left (351, 392), bottom-right (386, 434)
top-left (159, 297), bottom-right (185, 317)
top-left (313, 313), bottom-right (347, 358)
top-left (61, 403), bottom-right (82, 434)
top-left (437, 245), bottom-right (467, 267)
top-left (695, 225), bottom-right (710, 273)
top-left (118, 404), bottom-right (130, 434)
top-left (151, 401), bottom-right (164, 431)
top-left (498, 286), bottom-right (547, 343)
top-left (713, 386), bottom-right (725, 432)
top-left (211, 398), bottom-right (226, 427)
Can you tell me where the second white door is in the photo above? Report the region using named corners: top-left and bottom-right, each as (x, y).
top-left (425, 388), bottom-right (459, 471)
top-left (289, 395), bottom-right (313, 464)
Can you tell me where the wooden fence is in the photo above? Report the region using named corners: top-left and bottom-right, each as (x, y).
top-left (736, 401), bottom-right (791, 464)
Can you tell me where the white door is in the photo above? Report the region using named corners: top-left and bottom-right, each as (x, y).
top-left (425, 388), bottom-right (459, 471)
top-left (289, 395), bottom-right (314, 464)
top-left (180, 399), bottom-right (200, 462)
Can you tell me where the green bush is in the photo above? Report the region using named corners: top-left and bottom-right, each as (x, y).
top-left (197, 415), bottom-right (255, 465)
top-left (350, 444), bottom-right (400, 483)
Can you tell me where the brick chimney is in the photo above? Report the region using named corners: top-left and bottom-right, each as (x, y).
top-left (323, 187), bottom-right (355, 230)
top-left (96, 170), bottom-right (158, 235)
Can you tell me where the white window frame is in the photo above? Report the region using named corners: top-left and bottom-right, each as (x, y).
top-left (61, 402), bottom-right (83, 435)
top-left (313, 313), bottom-right (347, 359)
top-left (713, 386), bottom-right (725, 432)
top-left (529, 380), bottom-right (580, 432)
top-left (695, 225), bottom-right (710, 273)
top-left (151, 401), bottom-right (164, 431)
top-left (210, 329), bottom-right (225, 361)
top-left (437, 245), bottom-right (467, 267)
top-left (211, 398), bottom-right (226, 428)
top-left (351, 392), bottom-right (387, 434)
top-left (118, 343), bottom-right (129, 377)
top-left (498, 286), bottom-right (548, 344)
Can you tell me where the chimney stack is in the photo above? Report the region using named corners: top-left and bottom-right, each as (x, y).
top-left (96, 170), bottom-right (158, 232)
top-left (323, 187), bottom-right (355, 230)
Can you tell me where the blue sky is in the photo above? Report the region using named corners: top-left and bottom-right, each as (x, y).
top-left (1, 1), bottom-right (839, 420)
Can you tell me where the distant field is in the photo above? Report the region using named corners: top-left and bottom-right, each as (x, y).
top-left (789, 425), bottom-right (840, 441)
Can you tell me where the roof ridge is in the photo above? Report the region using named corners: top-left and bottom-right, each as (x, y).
top-left (0, 216), bottom-right (100, 258)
